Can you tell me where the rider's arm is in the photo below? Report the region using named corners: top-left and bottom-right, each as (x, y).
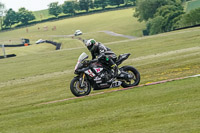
top-left (90, 58), bottom-right (98, 63)
top-left (98, 43), bottom-right (108, 54)
top-left (91, 52), bottom-right (96, 60)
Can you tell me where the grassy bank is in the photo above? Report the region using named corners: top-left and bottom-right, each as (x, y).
top-left (0, 7), bottom-right (199, 133)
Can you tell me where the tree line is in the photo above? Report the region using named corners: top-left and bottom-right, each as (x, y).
top-left (0, 2), bottom-right (36, 29)
top-left (48, 0), bottom-right (136, 17)
top-left (0, 0), bottom-right (135, 30)
top-left (3, 8), bottom-right (35, 28)
top-left (134, 0), bottom-right (200, 35)
top-left (1, 0), bottom-right (199, 34)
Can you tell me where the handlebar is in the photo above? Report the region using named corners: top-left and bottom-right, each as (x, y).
top-left (83, 59), bottom-right (98, 65)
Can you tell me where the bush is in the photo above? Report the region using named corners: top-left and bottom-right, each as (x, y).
top-left (146, 16), bottom-right (164, 35)
top-left (181, 7), bottom-right (200, 26)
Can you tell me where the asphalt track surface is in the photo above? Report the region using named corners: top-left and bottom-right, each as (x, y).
top-left (37, 74), bottom-right (200, 106)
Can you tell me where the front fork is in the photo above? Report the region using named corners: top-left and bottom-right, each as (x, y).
top-left (79, 73), bottom-right (85, 88)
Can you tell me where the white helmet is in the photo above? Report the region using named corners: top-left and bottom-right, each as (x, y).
top-left (85, 39), bottom-right (97, 52)
top-left (85, 39), bottom-right (96, 47)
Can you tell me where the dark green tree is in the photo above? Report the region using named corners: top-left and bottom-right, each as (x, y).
top-left (124, 0), bottom-right (136, 5)
top-left (79, 0), bottom-right (93, 12)
top-left (17, 8), bottom-right (35, 25)
top-left (48, 2), bottom-right (62, 17)
top-left (146, 16), bottom-right (164, 35)
top-left (0, 2), bottom-right (5, 29)
top-left (134, 0), bottom-right (169, 22)
top-left (94, 0), bottom-right (108, 9)
top-left (154, 5), bottom-right (184, 31)
top-left (3, 8), bottom-right (18, 28)
top-left (108, 0), bottom-right (124, 7)
top-left (146, 4), bottom-right (184, 35)
top-left (181, 7), bottom-right (200, 26)
top-left (62, 1), bottom-right (79, 15)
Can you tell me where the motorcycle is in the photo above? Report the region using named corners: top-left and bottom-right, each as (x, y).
top-left (70, 52), bottom-right (140, 97)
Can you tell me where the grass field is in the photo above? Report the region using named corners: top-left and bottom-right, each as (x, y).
top-left (186, 0), bottom-right (200, 12)
top-left (33, 9), bottom-right (54, 21)
top-left (0, 77), bottom-right (199, 133)
top-left (0, 8), bottom-right (145, 45)
top-left (0, 8), bottom-right (200, 133)
top-left (32, 5), bottom-right (129, 21)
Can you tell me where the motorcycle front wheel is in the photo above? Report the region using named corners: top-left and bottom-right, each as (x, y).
top-left (70, 77), bottom-right (91, 97)
top-left (121, 66), bottom-right (140, 88)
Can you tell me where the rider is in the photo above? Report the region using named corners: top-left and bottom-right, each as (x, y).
top-left (84, 39), bottom-right (120, 77)
top-left (36, 38), bottom-right (120, 77)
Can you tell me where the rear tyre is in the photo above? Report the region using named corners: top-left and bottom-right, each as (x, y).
top-left (70, 77), bottom-right (91, 97)
top-left (121, 66), bottom-right (140, 88)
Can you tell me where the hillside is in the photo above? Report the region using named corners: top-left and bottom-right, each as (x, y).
top-left (33, 9), bottom-right (54, 21)
top-left (0, 8), bottom-right (200, 133)
top-left (0, 8), bottom-right (145, 47)
top-left (186, 0), bottom-right (200, 12)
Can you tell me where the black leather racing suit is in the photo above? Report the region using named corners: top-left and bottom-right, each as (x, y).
top-left (88, 42), bottom-right (119, 77)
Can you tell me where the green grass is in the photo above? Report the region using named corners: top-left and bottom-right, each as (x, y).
top-left (0, 8), bottom-right (145, 45)
top-left (186, 0), bottom-right (200, 12)
top-left (1, 27), bottom-right (200, 83)
top-left (32, 4), bottom-right (132, 21)
top-left (33, 9), bottom-right (54, 21)
top-left (0, 27), bottom-right (199, 132)
top-left (0, 77), bottom-right (199, 133)
top-left (0, 8), bottom-right (145, 58)
top-left (0, 8), bottom-right (200, 133)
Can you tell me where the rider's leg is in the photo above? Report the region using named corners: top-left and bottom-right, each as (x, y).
top-left (109, 57), bottom-right (120, 77)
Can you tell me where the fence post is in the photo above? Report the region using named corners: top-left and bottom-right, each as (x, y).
top-left (0, 44), bottom-right (1, 57)
top-left (2, 44), bottom-right (6, 58)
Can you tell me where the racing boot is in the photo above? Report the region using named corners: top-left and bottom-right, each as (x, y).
top-left (111, 64), bottom-right (121, 78)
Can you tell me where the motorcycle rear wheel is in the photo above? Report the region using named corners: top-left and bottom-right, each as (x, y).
top-left (70, 77), bottom-right (91, 97)
top-left (121, 66), bottom-right (140, 88)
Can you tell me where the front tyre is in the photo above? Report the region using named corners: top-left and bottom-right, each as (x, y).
top-left (121, 66), bottom-right (140, 88)
top-left (70, 77), bottom-right (91, 97)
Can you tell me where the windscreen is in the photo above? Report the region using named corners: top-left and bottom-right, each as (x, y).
top-left (78, 52), bottom-right (88, 62)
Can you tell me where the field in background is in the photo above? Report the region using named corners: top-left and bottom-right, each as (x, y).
top-left (186, 0), bottom-right (200, 12)
top-left (0, 8), bottom-right (145, 50)
top-left (32, 4), bottom-right (130, 20)
top-left (0, 8), bottom-right (200, 133)
top-left (33, 9), bottom-right (54, 21)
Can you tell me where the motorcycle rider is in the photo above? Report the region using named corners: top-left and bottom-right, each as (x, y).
top-left (36, 38), bottom-right (120, 77)
top-left (84, 39), bottom-right (120, 77)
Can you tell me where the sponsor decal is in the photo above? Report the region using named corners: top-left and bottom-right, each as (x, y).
top-left (85, 69), bottom-right (96, 77)
top-left (94, 68), bottom-right (103, 73)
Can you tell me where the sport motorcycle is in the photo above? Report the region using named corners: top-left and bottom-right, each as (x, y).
top-left (70, 52), bottom-right (140, 97)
